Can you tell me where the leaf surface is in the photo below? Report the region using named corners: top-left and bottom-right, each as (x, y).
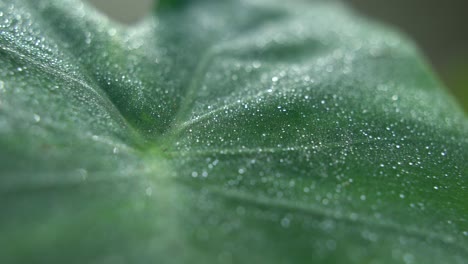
top-left (0, 0), bottom-right (467, 263)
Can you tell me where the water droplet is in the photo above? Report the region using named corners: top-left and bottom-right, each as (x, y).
top-left (191, 171), bottom-right (198, 178)
top-left (360, 195), bottom-right (366, 201)
top-left (77, 168), bottom-right (88, 180)
top-left (145, 187), bottom-right (153, 196)
top-left (252, 61), bottom-right (261, 69)
top-left (84, 32), bottom-right (92, 44)
top-left (271, 76), bottom-right (279, 82)
top-left (108, 28), bottom-right (117, 37)
top-left (33, 114), bottom-right (41, 123)
top-left (433, 186), bottom-right (439, 190)
top-left (391, 95), bottom-right (399, 101)
top-left (280, 217), bottom-right (290, 228)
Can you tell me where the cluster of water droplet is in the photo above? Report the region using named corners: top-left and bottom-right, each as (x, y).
top-left (0, 0), bottom-right (466, 263)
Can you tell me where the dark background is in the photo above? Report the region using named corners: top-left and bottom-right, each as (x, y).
top-left (87, 0), bottom-right (468, 112)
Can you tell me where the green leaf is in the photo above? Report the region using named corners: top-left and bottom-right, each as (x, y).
top-left (0, 0), bottom-right (467, 263)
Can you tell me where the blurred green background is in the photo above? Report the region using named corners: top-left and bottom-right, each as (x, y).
top-left (87, 0), bottom-right (468, 112)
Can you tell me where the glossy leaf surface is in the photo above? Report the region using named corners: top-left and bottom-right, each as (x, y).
top-left (0, 0), bottom-right (467, 263)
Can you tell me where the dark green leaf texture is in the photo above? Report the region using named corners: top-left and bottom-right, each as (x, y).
top-left (0, 0), bottom-right (467, 263)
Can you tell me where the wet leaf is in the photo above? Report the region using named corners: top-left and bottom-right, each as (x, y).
top-left (0, 0), bottom-right (467, 263)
